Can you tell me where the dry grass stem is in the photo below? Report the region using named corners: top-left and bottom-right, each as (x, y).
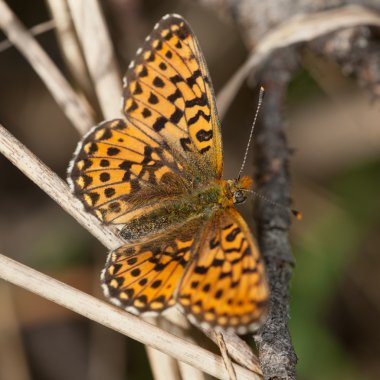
top-left (146, 348), bottom-right (180, 380)
top-left (0, 19), bottom-right (55, 53)
top-left (148, 314), bottom-right (206, 380)
top-left (155, 306), bottom-right (261, 374)
top-left (216, 5), bottom-right (380, 119)
top-left (177, 361), bottom-right (207, 380)
top-left (203, 329), bottom-right (261, 373)
top-left (215, 332), bottom-right (237, 380)
top-left (67, 0), bottom-right (122, 119)
top-left (0, 0), bottom-right (95, 134)
top-left (46, 0), bottom-right (94, 101)
top-left (0, 125), bottom-right (123, 250)
top-left (0, 253), bottom-right (260, 380)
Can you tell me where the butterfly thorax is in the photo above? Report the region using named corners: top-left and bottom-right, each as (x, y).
top-left (120, 175), bottom-right (253, 244)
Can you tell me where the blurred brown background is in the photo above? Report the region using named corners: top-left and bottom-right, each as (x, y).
top-left (1, 0), bottom-right (380, 379)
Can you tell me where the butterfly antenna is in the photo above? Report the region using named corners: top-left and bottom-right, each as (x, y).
top-left (237, 86), bottom-right (265, 180)
top-left (246, 189), bottom-right (302, 220)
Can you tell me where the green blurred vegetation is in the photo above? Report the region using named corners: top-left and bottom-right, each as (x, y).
top-left (291, 160), bottom-right (380, 380)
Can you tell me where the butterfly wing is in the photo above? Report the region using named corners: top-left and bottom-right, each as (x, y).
top-left (68, 14), bottom-right (223, 224)
top-left (101, 218), bottom-right (203, 313)
top-left (123, 14), bottom-right (223, 181)
top-left (68, 118), bottom-right (189, 224)
top-left (178, 208), bottom-right (269, 333)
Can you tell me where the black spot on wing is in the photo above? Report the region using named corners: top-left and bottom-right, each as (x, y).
top-left (199, 146), bottom-right (210, 154)
top-left (153, 116), bottom-right (167, 132)
top-left (101, 129), bottom-right (113, 140)
top-left (104, 187), bottom-right (115, 198)
top-left (185, 94), bottom-right (208, 107)
top-left (170, 75), bottom-right (182, 84)
top-left (131, 268), bottom-right (141, 277)
top-left (142, 108), bottom-right (152, 118)
top-left (188, 110), bottom-right (211, 126)
top-left (170, 108), bottom-right (183, 124)
top-left (167, 89), bottom-right (182, 103)
top-left (148, 93), bottom-right (159, 104)
top-left (153, 76), bottom-right (165, 88)
top-left (194, 266), bottom-right (208, 274)
top-left (163, 31), bottom-right (173, 41)
top-left (100, 172), bottom-right (110, 182)
top-left (209, 237), bottom-right (219, 249)
top-left (107, 147), bottom-right (120, 156)
top-left (226, 227), bottom-right (241, 242)
top-left (159, 62), bottom-right (167, 70)
top-left (88, 143), bottom-right (98, 154)
top-left (186, 69), bottom-right (202, 87)
top-left (147, 52), bottom-right (155, 62)
top-left (196, 129), bottom-right (213, 142)
top-left (133, 82), bottom-right (143, 94)
top-left (88, 192), bottom-right (100, 205)
top-left (138, 66), bottom-right (148, 77)
top-left (180, 137), bottom-right (192, 152)
top-left (127, 101), bottom-right (138, 112)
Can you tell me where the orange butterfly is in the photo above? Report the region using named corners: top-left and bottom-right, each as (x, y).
top-left (68, 14), bottom-right (269, 333)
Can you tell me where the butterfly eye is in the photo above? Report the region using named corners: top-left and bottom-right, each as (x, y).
top-left (234, 190), bottom-right (247, 204)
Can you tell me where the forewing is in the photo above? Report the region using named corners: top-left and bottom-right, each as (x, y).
top-left (68, 118), bottom-right (189, 224)
top-left (178, 208), bottom-right (269, 333)
top-left (101, 219), bottom-right (203, 314)
top-left (123, 14), bottom-right (223, 181)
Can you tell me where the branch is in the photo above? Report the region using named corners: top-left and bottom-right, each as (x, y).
top-left (215, 5), bottom-right (380, 119)
top-left (306, 25), bottom-right (380, 97)
top-left (253, 49), bottom-right (299, 380)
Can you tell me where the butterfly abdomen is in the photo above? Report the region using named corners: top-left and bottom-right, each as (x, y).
top-left (120, 184), bottom-right (223, 243)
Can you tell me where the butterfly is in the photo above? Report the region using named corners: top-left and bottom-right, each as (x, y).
top-left (68, 13), bottom-right (269, 334)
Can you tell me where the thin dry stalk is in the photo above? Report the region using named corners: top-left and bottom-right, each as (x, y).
top-left (216, 5), bottom-right (380, 119)
top-left (215, 332), bottom-right (237, 380)
top-left (0, 125), bottom-right (123, 250)
top-left (146, 348), bottom-right (180, 380)
top-left (148, 314), bottom-right (206, 380)
top-left (46, 0), bottom-right (94, 101)
top-left (0, 19), bottom-right (55, 53)
top-left (0, 0), bottom-right (94, 134)
top-left (67, 0), bottom-right (122, 119)
top-left (157, 305), bottom-right (262, 374)
top-left (177, 361), bottom-right (206, 380)
top-left (203, 328), bottom-right (261, 373)
top-left (0, 253), bottom-right (259, 380)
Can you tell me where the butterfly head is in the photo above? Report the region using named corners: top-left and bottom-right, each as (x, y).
top-left (225, 176), bottom-right (253, 205)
